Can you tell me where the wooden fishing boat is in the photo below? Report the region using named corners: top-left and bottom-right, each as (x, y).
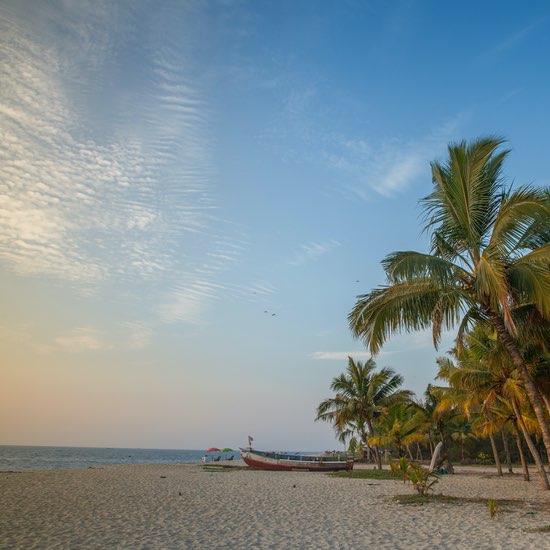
top-left (239, 448), bottom-right (353, 472)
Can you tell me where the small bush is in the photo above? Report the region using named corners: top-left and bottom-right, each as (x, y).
top-left (407, 464), bottom-right (440, 496)
top-left (389, 458), bottom-right (440, 495)
top-left (390, 457), bottom-right (411, 483)
top-left (487, 499), bottom-right (500, 519)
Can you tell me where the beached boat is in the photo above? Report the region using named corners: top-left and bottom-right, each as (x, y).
top-left (239, 448), bottom-right (353, 472)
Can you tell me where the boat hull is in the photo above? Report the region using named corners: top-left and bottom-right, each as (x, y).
top-left (240, 449), bottom-right (353, 472)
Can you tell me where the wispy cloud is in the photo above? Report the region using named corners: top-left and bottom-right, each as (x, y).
top-left (157, 271), bottom-right (277, 324)
top-left (53, 327), bottom-right (111, 353)
top-left (120, 321), bottom-right (154, 350)
top-left (324, 118), bottom-right (462, 199)
top-left (480, 21), bottom-right (541, 60)
top-left (311, 330), bottom-right (442, 362)
top-left (260, 75), bottom-right (463, 200)
top-left (310, 351), bottom-right (371, 361)
top-left (158, 278), bottom-right (227, 324)
top-left (288, 239), bottom-right (341, 267)
top-left (0, 2), bottom-right (248, 324)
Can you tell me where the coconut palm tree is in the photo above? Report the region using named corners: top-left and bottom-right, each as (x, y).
top-left (411, 384), bottom-right (458, 472)
top-left (369, 402), bottom-right (426, 459)
top-left (436, 324), bottom-right (549, 488)
top-left (449, 423), bottom-right (476, 463)
top-left (315, 357), bottom-right (412, 469)
top-left (349, 137), bottom-right (550, 458)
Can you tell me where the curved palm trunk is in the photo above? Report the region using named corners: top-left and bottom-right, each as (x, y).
top-left (501, 428), bottom-right (513, 474)
top-left (511, 398), bottom-right (549, 490)
top-left (491, 313), bottom-right (550, 460)
top-left (488, 432), bottom-right (503, 476)
top-left (513, 421), bottom-right (529, 481)
top-left (438, 427), bottom-right (454, 474)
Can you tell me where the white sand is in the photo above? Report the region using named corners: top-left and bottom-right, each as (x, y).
top-left (1, 462), bottom-right (549, 549)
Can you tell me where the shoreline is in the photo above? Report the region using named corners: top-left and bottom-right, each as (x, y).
top-left (2, 462), bottom-right (549, 549)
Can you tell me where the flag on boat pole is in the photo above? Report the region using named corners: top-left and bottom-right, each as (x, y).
top-left (248, 435), bottom-right (254, 447)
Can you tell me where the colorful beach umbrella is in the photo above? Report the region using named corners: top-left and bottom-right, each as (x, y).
top-left (206, 447), bottom-right (221, 452)
top-left (221, 448), bottom-right (234, 452)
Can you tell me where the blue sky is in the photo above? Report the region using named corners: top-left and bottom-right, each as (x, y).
top-left (1, 0), bottom-right (549, 450)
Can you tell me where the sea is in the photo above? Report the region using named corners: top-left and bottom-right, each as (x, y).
top-left (0, 445), bottom-right (241, 471)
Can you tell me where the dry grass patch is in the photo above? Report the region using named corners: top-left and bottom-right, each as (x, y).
top-left (393, 494), bottom-right (521, 507)
top-left (525, 525), bottom-right (550, 533)
top-left (329, 469), bottom-right (395, 480)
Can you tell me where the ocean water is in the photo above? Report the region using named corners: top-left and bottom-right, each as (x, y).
top-left (0, 445), bottom-right (241, 471)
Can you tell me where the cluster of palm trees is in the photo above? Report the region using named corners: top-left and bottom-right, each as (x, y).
top-left (317, 137), bottom-right (550, 489)
top-left (316, 358), bottom-right (457, 473)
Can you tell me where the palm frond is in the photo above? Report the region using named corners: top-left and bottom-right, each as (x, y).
top-left (507, 263), bottom-right (550, 318)
top-left (382, 251), bottom-right (469, 285)
top-left (349, 280), bottom-right (470, 353)
top-left (488, 186), bottom-right (550, 255)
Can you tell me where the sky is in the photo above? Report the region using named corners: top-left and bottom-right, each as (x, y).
top-left (1, 0), bottom-right (549, 451)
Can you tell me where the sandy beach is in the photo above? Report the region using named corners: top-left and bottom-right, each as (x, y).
top-left (1, 462), bottom-right (549, 549)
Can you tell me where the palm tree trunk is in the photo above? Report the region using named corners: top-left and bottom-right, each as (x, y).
top-left (488, 433), bottom-right (503, 476)
top-left (513, 421), bottom-right (529, 481)
top-left (541, 395), bottom-right (550, 466)
top-left (365, 444), bottom-right (372, 463)
top-left (438, 428), bottom-right (454, 474)
top-left (501, 428), bottom-right (513, 473)
top-left (396, 440), bottom-right (404, 458)
top-left (416, 442), bottom-right (423, 461)
top-left (543, 393), bottom-right (550, 418)
top-left (366, 419), bottom-right (382, 469)
top-left (491, 313), bottom-right (550, 460)
top-left (406, 445), bottom-right (414, 461)
top-left (360, 432), bottom-right (370, 463)
top-left (511, 398), bottom-right (549, 490)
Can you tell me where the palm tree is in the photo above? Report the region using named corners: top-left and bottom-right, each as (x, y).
top-left (436, 324), bottom-right (550, 489)
top-left (315, 357), bottom-right (411, 469)
top-left (349, 137), bottom-right (550, 458)
top-left (369, 402), bottom-right (426, 459)
top-left (449, 423), bottom-right (476, 463)
top-left (411, 384), bottom-right (458, 473)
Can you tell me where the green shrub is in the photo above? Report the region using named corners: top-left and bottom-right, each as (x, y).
top-left (487, 499), bottom-right (500, 518)
top-left (390, 458), bottom-right (440, 495)
top-left (390, 457), bottom-right (411, 483)
top-left (407, 464), bottom-right (440, 496)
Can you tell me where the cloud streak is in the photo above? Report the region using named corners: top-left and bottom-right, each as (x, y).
top-left (480, 20), bottom-right (541, 60)
top-left (0, 2), bottom-right (249, 324)
top-left (310, 351), bottom-right (371, 361)
top-left (288, 239), bottom-right (341, 267)
top-left (53, 327), bottom-right (111, 353)
top-left (325, 118), bottom-right (462, 199)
